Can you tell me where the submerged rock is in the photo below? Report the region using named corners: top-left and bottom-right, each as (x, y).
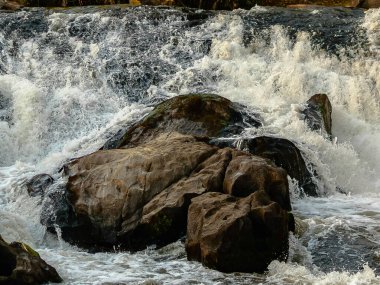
top-left (103, 94), bottom-right (260, 149)
top-left (302, 94), bottom-right (332, 139)
top-left (186, 191), bottom-right (290, 273)
top-left (0, 235), bottom-right (62, 285)
top-left (26, 174), bottom-right (54, 197)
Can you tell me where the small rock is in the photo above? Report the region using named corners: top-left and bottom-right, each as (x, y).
top-left (302, 94), bottom-right (332, 139)
top-left (26, 174), bottom-right (54, 197)
top-left (0, 234), bottom-right (62, 284)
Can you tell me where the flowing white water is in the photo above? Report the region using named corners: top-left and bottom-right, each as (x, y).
top-left (0, 5), bottom-right (379, 284)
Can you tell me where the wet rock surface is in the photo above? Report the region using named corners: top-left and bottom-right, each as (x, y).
top-left (186, 191), bottom-right (290, 273)
top-left (26, 174), bottom-right (54, 197)
top-left (38, 94), bottom-right (314, 272)
top-left (42, 132), bottom-right (293, 266)
top-left (0, 235), bottom-right (62, 285)
top-left (46, 133), bottom-right (218, 247)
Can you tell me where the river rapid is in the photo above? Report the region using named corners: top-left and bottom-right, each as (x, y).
top-left (0, 5), bottom-right (379, 284)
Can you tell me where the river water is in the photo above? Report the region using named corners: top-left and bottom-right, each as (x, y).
top-left (0, 5), bottom-right (379, 284)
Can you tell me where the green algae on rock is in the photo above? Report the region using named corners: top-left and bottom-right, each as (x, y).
top-left (103, 94), bottom-right (261, 149)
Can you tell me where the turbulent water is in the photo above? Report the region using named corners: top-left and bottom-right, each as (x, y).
top-left (0, 4), bottom-right (379, 284)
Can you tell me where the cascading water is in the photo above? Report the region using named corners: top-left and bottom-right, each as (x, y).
top-left (0, 5), bottom-right (379, 284)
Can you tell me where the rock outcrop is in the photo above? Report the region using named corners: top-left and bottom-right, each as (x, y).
top-left (39, 93), bottom-right (301, 273)
top-left (103, 94), bottom-right (260, 149)
top-left (0, 235), bottom-right (62, 285)
top-left (302, 94), bottom-right (332, 139)
top-left (186, 191), bottom-right (290, 273)
top-left (42, 132), bottom-right (292, 256)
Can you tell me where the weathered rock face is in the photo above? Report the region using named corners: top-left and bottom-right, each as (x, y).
top-left (0, 235), bottom-right (62, 285)
top-left (103, 94), bottom-right (260, 149)
top-left (223, 154), bottom-right (291, 209)
top-left (47, 133), bottom-right (218, 247)
top-left (121, 148), bottom-right (233, 249)
top-left (26, 174), bottom-right (54, 197)
top-left (186, 191), bottom-right (289, 273)
top-left (239, 136), bottom-right (318, 196)
top-left (302, 94), bottom-right (332, 139)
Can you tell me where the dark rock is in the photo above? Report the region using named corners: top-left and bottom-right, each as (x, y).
top-left (103, 94), bottom-right (261, 149)
top-left (40, 185), bottom-right (90, 246)
top-left (26, 174), bottom-right (54, 197)
top-left (302, 94), bottom-right (332, 139)
top-left (0, 234), bottom-right (62, 285)
top-left (239, 136), bottom-right (318, 196)
top-left (186, 191), bottom-right (289, 273)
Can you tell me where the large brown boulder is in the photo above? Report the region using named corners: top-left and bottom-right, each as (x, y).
top-left (302, 94), bottom-right (332, 139)
top-left (103, 94), bottom-right (260, 149)
top-left (42, 132), bottom-right (292, 253)
top-left (0, 235), bottom-right (62, 285)
top-left (186, 191), bottom-right (289, 273)
top-left (54, 133), bottom-right (218, 247)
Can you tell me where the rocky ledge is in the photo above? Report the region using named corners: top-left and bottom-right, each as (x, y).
top-left (37, 93), bottom-right (332, 273)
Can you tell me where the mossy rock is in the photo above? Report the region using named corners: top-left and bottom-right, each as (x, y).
top-left (103, 94), bottom-right (261, 149)
top-left (0, 235), bottom-right (62, 284)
